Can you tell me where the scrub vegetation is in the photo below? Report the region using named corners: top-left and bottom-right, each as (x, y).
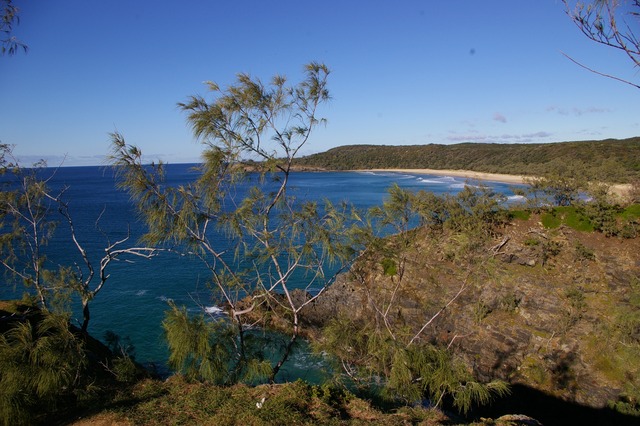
top-left (2, 51), bottom-right (640, 423)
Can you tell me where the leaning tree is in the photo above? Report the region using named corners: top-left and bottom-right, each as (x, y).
top-left (110, 62), bottom-right (356, 384)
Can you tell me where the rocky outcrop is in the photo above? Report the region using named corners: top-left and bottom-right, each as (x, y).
top-left (306, 215), bottom-right (640, 411)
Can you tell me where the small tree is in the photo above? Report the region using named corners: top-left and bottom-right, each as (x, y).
top-left (0, 145), bottom-right (157, 332)
top-left (0, 149), bottom-right (57, 309)
top-left (110, 62), bottom-right (356, 383)
top-left (1, 0), bottom-right (27, 55)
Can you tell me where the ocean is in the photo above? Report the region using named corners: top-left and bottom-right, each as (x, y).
top-left (0, 164), bottom-right (523, 380)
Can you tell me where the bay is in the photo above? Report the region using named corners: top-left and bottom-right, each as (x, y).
top-left (0, 164), bottom-right (522, 379)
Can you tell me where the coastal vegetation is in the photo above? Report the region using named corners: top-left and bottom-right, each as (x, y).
top-left (2, 34), bottom-right (640, 423)
top-left (0, 144), bottom-right (158, 333)
top-left (2, 107), bottom-right (640, 426)
top-left (2, 0), bottom-right (640, 423)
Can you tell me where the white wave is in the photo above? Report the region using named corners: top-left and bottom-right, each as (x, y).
top-left (418, 178), bottom-right (449, 184)
top-left (136, 289), bottom-right (148, 296)
top-left (507, 195), bottom-right (526, 201)
top-left (449, 183), bottom-right (467, 189)
top-left (157, 295), bottom-right (172, 302)
top-left (449, 182), bottom-right (483, 189)
top-left (377, 172), bottom-right (410, 178)
top-left (362, 171), bottom-right (415, 179)
top-left (204, 306), bottom-right (224, 315)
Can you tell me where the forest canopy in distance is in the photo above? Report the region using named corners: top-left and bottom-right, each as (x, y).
top-left (293, 137), bottom-right (640, 183)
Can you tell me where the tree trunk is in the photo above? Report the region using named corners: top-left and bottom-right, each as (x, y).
top-left (270, 320), bottom-right (299, 383)
top-left (81, 299), bottom-right (90, 333)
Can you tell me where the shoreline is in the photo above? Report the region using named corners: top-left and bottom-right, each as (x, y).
top-left (363, 168), bottom-right (632, 200)
top-left (365, 168), bottom-right (528, 185)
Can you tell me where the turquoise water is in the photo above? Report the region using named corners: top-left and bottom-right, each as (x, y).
top-left (0, 165), bottom-right (523, 378)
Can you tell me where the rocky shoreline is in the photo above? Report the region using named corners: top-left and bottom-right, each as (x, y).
top-left (286, 213), bottom-right (640, 424)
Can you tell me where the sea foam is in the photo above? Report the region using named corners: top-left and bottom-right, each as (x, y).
top-left (204, 305), bottom-right (223, 314)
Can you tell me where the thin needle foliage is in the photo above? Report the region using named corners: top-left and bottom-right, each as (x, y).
top-left (110, 62), bottom-right (356, 384)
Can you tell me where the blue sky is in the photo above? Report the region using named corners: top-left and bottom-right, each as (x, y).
top-left (1, 0), bottom-right (638, 166)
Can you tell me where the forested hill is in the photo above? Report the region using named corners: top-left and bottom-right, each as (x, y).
top-left (294, 137), bottom-right (640, 183)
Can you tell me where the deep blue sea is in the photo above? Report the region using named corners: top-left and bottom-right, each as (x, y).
top-left (0, 164), bottom-right (523, 380)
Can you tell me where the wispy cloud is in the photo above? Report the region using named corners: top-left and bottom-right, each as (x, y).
top-left (15, 154), bottom-right (107, 167)
top-left (446, 134), bottom-right (489, 142)
top-left (493, 112), bottom-right (507, 123)
top-left (15, 152), bottom-right (203, 167)
top-left (446, 131), bottom-right (553, 143)
top-left (546, 106), bottom-right (611, 116)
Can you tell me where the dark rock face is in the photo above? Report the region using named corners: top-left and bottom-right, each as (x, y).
top-left (307, 216), bottom-right (640, 411)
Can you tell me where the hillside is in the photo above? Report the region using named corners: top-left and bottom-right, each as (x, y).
top-left (294, 137), bottom-right (640, 183)
top-left (304, 208), bottom-right (640, 425)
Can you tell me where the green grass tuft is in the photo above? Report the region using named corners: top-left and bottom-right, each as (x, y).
top-left (510, 210), bottom-right (531, 221)
top-left (620, 204), bottom-right (640, 220)
top-left (541, 207), bottom-right (594, 232)
top-left (541, 212), bottom-right (562, 229)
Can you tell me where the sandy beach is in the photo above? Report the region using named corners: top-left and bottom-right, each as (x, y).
top-left (366, 168), bottom-right (633, 200)
top-left (366, 168), bottom-right (528, 185)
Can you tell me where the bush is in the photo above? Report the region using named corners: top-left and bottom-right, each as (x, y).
top-left (473, 300), bottom-right (492, 324)
top-left (541, 207), bottom-right (594, 232)
top-left (541, 211), bottom-right (562, 229)
top-left (563, 209), bottom-right (594, 232)
top-left (0, 312), bottom-right (87, 425)
top-left (574, 242), bottom-right (595, 261)
top-left (621, 204), bottom-right (640, 220)
top-left (510, 209), bottom-right (531, 221)
top-left (499, 293), bottom-right (521, 312)
top-left (381, 258), bottom-right (398, 276)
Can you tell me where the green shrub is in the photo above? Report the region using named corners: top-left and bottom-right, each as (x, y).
top-left (381, 258), bottom-right (398, 276)
top-left (499, 293), bottom-right (521, 312)
top-left (163, 302), bottom-right (232, 384)
top-left (574, 242), bottom-right (595, 261)
top-left (541, 240), bottom-right (563, 265)
top-left (565, 287), bottom-right (586, 311)
top-left (385, 344), bottom-right (509, 414)
top-left (541, 212), bottom-right (562, 229)
top-left (111, 356), bottom-right (138, 384)
top-left (0, 313), bottom-right (87, 426)
top-left (319, 316), bottom-right (509, 415)
top-left (542, 207), bottom-right (595, 232)
top-left (609, 395), bottom-right (640, 417)
top-left (473, 300), bottom-right (492, 324)
top-left (563, 209), bottom-right (594, 232)
top-left (619, 220), bottom-right (638, 238)
top-left (620, 204), bottom-right (640, 220)
top-left (510, 209), bottom-right (531, 221)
